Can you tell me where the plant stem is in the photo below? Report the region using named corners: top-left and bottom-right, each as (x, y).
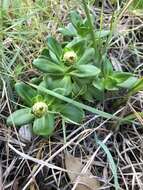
top-left (82, 0), bottom-right (97, 53)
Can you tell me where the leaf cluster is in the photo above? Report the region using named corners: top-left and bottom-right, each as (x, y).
top-left (7, 11), bottom-right (141, 137)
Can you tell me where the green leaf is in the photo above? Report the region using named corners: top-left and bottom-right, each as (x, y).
top-left (71, 64), bottom-right (100, 78)
top-left (76, 24), bottom-right (90, 37)
top-left (33, 58), bottom-right (64, 75)
top-left (111, 72), bottom-right (138, 88)
top-left (15, 82), bottom-right (37, 106)
top-left (30, 77), bottom-right (42, 85)
top-left (104, 77), bottom-right (118, 90)
top-left (82, 88), bottom-right (94, 102)
top-left (58, 23), bottom-right (77, 37)
top-left (69, 11), bottom-right (82, 28)
top-left (2, 0), bottom-right (11, 10)
top-left (117, 77), bottom-right (138, 88)
top-left (72, 82), bottom-right (87, 96)
top-left (33, 113), bottom-right (55, 136)
top-left (82, 86), bottom-right (104, 102)
top-left (103, 58), bottom-right (113, 77)
top-left (122, 112), bottom-right (143, 124)
top-left (39, 48), bottom-right (51, 59)
top-left (66, 37), bottom-right (86, 57)
top-left (43, 76), bottom-right (72, 96)
top-left (49, 50), bottom-right (59, 64)
top-left (39, 80), bottom-right (48, 88)
top-left (29, 83), bottom-right (116, 120)
top-left (129, 78), bottom-right (143, 95)
top-left (93, 79), bottom-right (104, 91)
top-left (57, 103), bottom-right (84, 124)
top-left (13, 64), bottom-right (24, 78)
top-left (49, 76), bottom-right (72, 96)
top-left (77, 48), bottom-right (95, 65)
top-left (47, 36), bottom-right (62, 59)
top-left (95, 30), bottom-right (110, 38)
top-left (130, 0), bottom-right (143, 9)
top-left (58, 28), bottom-right (73, 37)
top-left (7, 108), bottom-right (34, 126)
top-left (111, 72), bottom-right (135, 83)
top-left (96, 137), bottom-right (120, 190)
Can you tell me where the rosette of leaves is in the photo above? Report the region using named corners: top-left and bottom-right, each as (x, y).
top-left (32, 36), bottom-right (101, 101)
top-left (58, 11), bottom-right (110, 48)
top-left (58, 11), bottom-right (138, 93)
top-left (59, 11), bottom-right (92, 38)
top-left (58, 11), bottom-right (110, 39)
top-left (7, 82), bottom-right (84, 136)
top-left (93, 59), bottom-right (138, 91)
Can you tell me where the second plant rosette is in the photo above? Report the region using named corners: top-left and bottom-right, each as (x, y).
top-left (7, 82), bottom-right (84, 136)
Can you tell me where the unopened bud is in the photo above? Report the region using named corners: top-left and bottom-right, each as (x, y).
top-left (32, 102), bottom-right (48, 117)
top-left (63, 51), bottom-right (77, 64)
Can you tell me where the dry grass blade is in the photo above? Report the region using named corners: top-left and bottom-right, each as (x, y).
top-left (65, 154), bottom-right (100, 190)
top-left (0, 162), bottom-right (3, 190)
top-left (128, 102), bottom-right (143, 125)
top-left (23, 118), bottom-right (111, 190)
top-left (118, 0), bottom-right (134, 20)
top-left (8, 143), bottom-right (67, 173)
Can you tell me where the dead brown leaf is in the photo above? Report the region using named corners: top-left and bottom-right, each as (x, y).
top-left (65, 154), bottom-right (100, 190)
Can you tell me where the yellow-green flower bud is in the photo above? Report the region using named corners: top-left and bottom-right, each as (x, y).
top-left (63, 51), bottom-right (77, 64)
top-left (32, 102), bottom-right (48, 117)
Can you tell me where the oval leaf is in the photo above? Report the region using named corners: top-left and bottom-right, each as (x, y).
top-left (66, 38), bottom-right (86, 57)
top-left (83, 86), bottom-right (104, 102)
top-left (39, 48), bottom-right (51, 59)
top-left (58, 104), bottom-right (84, 124)
top-left (15, 82), bottom-right (37, 106)
top-left (69, 11), bottom-right (82, 28)
top-left (77, 48), bottom-right (95, 65)
top-left (58, 23), bottom-right (77, 37)
top-left (104, 77), bottom-right (118, 90)
top-left (103, 58), bottom-right (113, 77)
top-left (33, 58), bottom-right (64, 75)
top-left (7, 108), bottom-right (34, 126)
top-left (47, 76), bottom-right (72, 96)
top-left (111, 72), bottom-right (138, 89)
top-left (111, 72), bottom-right (134, 82)
top-left (129, 78), bottom-right (143, 95)
top-left (47, 36), bottom-right (62, 60)
top-left (117, 77), bottom-right (138, 88)
top-left (71, 64), bottom-right (100, 78)
top-left (33, 113), bottom-right (55, 136)
top-left (92, 79), bottom-right (104, 91)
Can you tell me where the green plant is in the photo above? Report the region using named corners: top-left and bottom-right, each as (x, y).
top-left (7, 82), bottom-right (84, 136)
top-left (33, 36), bottom-right (101, 101)
top-left (58, 10), bottom-right (110, 46)
top-left (6, 1), bottom-right (141, 137)
top-left (58, 10), bottom-right (138, 91)
top-left (93, 58), bottom-right (138, 91)
top-left (130, 0), bottom-right (143, 9)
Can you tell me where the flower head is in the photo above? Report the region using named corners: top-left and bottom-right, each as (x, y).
top-left (63, 50), bottom-right (77, 64)
top-left (32, 101), bottom-right (48, 117)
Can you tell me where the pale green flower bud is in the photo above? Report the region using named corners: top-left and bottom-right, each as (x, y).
top-left (32, 102), bottom-right (48, 117)
top-left (63, 51), bottom-right (77, 64)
